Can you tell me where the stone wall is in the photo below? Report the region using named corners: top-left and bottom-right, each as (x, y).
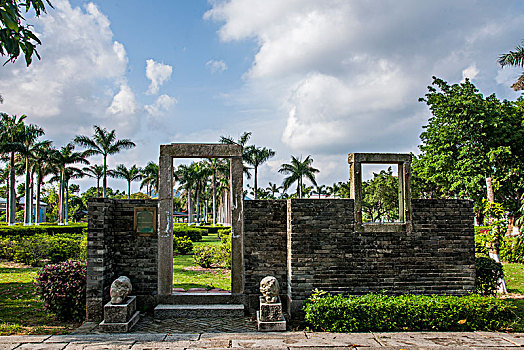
top-left (243, 200), bottom-right (287, 311)
top-left (86, 198), bottom-right (158, 322)
top-left (242, 198), bottom-right (475, 316)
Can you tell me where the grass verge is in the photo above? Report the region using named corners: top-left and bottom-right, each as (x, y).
top-left (172, 233), bottom-right (230, 290)
top-left (0, 261), bottom-right (79, 335)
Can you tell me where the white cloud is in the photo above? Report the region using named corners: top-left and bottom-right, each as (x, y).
top-left (145, 94), bottom-right (177, 117)
top-left (107, 83), bottom-right (137, 115)
top-left (145, 59), bottom-right (173, 94)
top-left (0, 0), bottom-right (135, 143)
top-left (206, 59), bottom-right (228, 73)
top-left (462, 64), bottom-right (479, 82)
top-left (206, 0), bottom-right (524, 155)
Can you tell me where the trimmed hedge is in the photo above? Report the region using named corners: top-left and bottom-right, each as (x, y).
top-left (0, 233), bottom-right (85, 266)
top-left (303, 292), bottom-right (515, 332)
top-left (174, 236), bottom-right (193, 254)
top-left (173, 225), bottom-right (204, 242)
top-left (0, 224), bottom-right (86, 237)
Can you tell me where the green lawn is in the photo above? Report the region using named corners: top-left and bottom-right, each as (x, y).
top-left (0, 262), bottom-right (78, 335)
top-left (504, 263), bottom-right (524, 294)
top-left (172, 233), bottom-right (231, 291)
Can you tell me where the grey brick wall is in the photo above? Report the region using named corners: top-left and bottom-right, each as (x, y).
top-left (243, 200), bottom-right (287, 311)
top-left (86, 198), bottom-right (158, 322)
top-left (243, 198), bottom-right (475, 316)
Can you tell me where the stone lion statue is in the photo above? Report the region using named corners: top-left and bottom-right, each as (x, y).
top-left (260, 276), bottom-right (279, 303)
top-left (110, 276), bottom-right (132, 304)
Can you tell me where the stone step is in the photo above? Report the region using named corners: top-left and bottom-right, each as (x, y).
top-left (154, 304), bottom-right (245, 319)
top-left (157, 293), bottom-right (244, 305)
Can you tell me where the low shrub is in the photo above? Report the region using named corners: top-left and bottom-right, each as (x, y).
top-left (34, 260), bottom-right (87, 321)
top-left (174, 236), bottom-right (193, 254)
top-left (173, 225), bottom-right (204, 242)
top-left (47, 234), bottom-right (84, 263)
top-left (0, 224), bottom-right (86, 237)
top-left (0, 237), bottom-right (16, 260)
top-left (303, 291), bottom-right (515, 332)
top-left (193, 245), bottom-right (215, 268)
top-left (475, 230), bottom-right (491, 257)
top-left (214, 242), bottom-right (231, 268)
top-left (13, 236), bottom-right (48, 266)
top-left (476, 256), bottom-right (504, 296)
top-left (218, 228), bottom-right (231, 243)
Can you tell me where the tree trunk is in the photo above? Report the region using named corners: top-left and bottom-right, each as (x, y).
top-left (9, 152), bottom-right (16, 225)
top-left (196, 189), bottom-right (200, 224)
top-left (24, 158), bottom-right (30, 225)
top-left (212, 172), bottom-right (216, 226)
top-left (58, 170), bottom-right (64, 225)
top-left (29, 172), bottom-right (34, 225)
top-left (128, 180), bottom-right (131, 200)
top-left (103, 155), bottom-right (107, 198)
top-left (64, 179), bottom-right (69, 225)
top-left (486, 177), bottom-right (495, 203)
top-left (187, 188), bottom-right (192, 225)
top-left (36, 173), bottom-right (41, 225)
top-left (96, 177), bottom-right (100, 197)
top-left (254, 166), bottom-right (258, 200)
top-left (6, 174), bottom-right (9, 224)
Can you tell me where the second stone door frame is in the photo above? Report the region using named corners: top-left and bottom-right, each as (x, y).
top-left (157, 143), bottom-right (244, 296)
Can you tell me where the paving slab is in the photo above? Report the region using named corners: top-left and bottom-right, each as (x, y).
top-left (374, 332), bottom-right (516, 348)
top-left (46, 334), bottom-right (166, 343)
top-left (63, 342), bottom-right (134, 350)
top-left (200, 331), bottom-right (306, 340)
top-left (162, 334), bottom-right (199, 341)
top-left (0, 336), bottom-right (50, 343)
top-left (300, 332), bottom-right (380, 347)
top-left (17, 343), bottom-right (68, 350)
top-left (0, 344), bottom-right (20, 350)
top-left (131, 342), bottom-right (185, 350)
top-left (479, 332), bottom-right (524, 346)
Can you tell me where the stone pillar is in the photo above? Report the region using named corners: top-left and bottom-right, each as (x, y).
top-left (158, 155), bottom-right (173, 296)
top-left (398, 164), bottom-right (405, 222)
top-left (403, 161), bottom-right (412, 224)
top-left (230, 156), bottom-right (244, 294)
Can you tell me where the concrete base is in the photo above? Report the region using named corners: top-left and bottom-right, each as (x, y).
top-left (154, 304), bottom-right (245, 319)
top-left (256, 311), bottom-right (286, 332)
top-left (99, 311), bottom-right (140, 332)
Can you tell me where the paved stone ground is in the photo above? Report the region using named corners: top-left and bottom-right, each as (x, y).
top-left (1, 331), bottom-right (524, 349)
top-left (74, 315), bottom-right (257, 334)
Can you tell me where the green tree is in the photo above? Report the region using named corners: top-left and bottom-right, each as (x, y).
top-left (244, 146), bottom-right (275, 199)
top-left (312, 184), bottom-right (327, 199)
top-left (74, 125), bottom-right (135, 198)
top-left (111, 164), bottom-right (142, 200)
top-left (140, 161), bottom-right (158, 196)
top-left (415, 77), bottom-right (524, 222)
top-left (175, 163), bottom-right (197, 224)
top-left (0, 0), bottom-right (52, 66)
top-left (205, 158), bottom-right (228, 225)
top-left (498, 41), bottom-right (524, 90)
top-left (220, 131), bottom-right (252, 178)
top-left (49, 143), bottom-right (88, 224)
top-left (266, 182), bottom-right (282, 199)
top-left (362, 167), bottom-right (399, 222)
top-left (279, 155), bottom-right (319, 198)
top-left (82, 164), bottom-right (104, 197)
top-left (0, 113), bottom-right (25, 225)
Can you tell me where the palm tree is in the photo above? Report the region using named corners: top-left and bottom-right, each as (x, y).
top-left (49, 143), bottom-right (89, 225)
top-left (19, 124), bottom-right (48, 225)
top-left (244, 146), bottom-right (275, 199)
top-left (205, 158), bottom-right (228, 226)
top-left (175, 163), bottom-right (201, 224)
top-left (266, 182), bottom-right (282, 199)
top-left (140, 161), bottom-right (159, 196)
top-left (312, 184), bottom-right (327, 198)
top-left (83, 164), bottom-right (104, 197)
top-left (192, 162), bottom-right (212, 224)
top-left (279, 155), bottom-right (319, 198)
top-left (0, 113), bottom-right (26, 225)
top-left (111, 164), bottom-right (142, 199)
top-left (220, 131), bottom-right (253, 178)
top-left (32, 142), bottom-right (54, 224)
top-left (74, 125), bottom-right (135, 198)
top-left (499, 41), bottom-right (524, 90)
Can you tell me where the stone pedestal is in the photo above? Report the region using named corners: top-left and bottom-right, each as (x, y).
top-left (99, 296), bottom-right (140, 332)
top-left (257, 296), bottom-right (286, 332)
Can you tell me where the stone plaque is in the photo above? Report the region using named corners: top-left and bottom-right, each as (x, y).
top-left (134, 207), bottom-right (157, 236)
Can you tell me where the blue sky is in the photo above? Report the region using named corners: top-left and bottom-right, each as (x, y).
top-left (1, 0), bottom-right (524, 194)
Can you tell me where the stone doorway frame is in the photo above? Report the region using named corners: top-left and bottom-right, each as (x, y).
top-left (158, 143), bottom-right (244, 296)
top-left (348, 153), bottom-right (412, 232)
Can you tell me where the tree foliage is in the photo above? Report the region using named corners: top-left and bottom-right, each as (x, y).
top-left (0, 0), bottom-right (52, 66)
top-left (362, 167), bottom-right (398, 222)
top-left (414, 77), bottom-right (524, 220)
top-left (499, 41), bottom-right (524, 91)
